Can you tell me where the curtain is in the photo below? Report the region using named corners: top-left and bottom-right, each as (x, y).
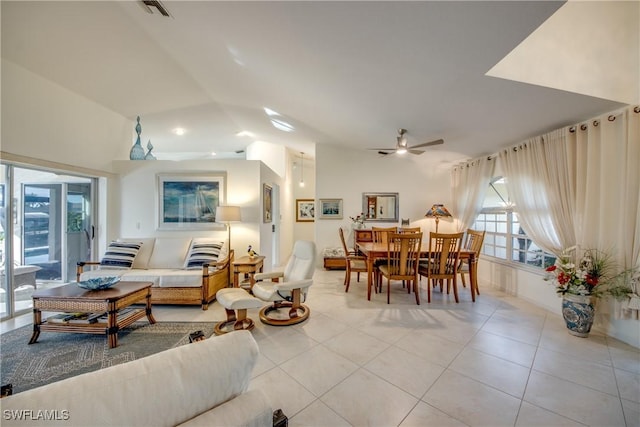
top-left (451, 157), bottom-right (494, 231)
top-left (574, 107), bottom-right (640, 268)
top-left (500, 131), bottom-right (577, 256)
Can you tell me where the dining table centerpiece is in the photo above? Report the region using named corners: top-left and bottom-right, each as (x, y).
top-left (545, 246), bottom-right (635, 337)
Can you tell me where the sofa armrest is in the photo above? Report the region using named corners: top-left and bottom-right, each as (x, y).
top-left (177, 389), bottom-right (273, 427)
top-left (76, 261), bottom-right (101, 282)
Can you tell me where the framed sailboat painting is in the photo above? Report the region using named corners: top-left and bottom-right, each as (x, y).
top-left (156, 173), bottom-right (226, 230)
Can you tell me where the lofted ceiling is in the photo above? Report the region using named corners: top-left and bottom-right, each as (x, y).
top-left (1, 1), bottom-right (634, 166)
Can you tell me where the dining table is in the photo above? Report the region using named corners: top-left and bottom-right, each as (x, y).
top-left (356, 241), bottom-right (478, 302)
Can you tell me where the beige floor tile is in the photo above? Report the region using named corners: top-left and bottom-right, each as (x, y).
top-left (481, 311), bottom-right (544, 346)
top-left (364, 345), bottom-right (445, 398)
top-left (609, 344), bottom-right (640, 375)
top-left (293, 312), bottom-right (349, 343)
top-left (249, 366), bottom-right (316, 418)
top-left (538, 320), bottom-right (613, 366)
top-left (449, 347), bottom-right (531, 398)
top-left (321, 368), bottom-right (418, 426)
top-left (394, 329), bottom-right (464, 368)
top-left (324, 328), bottom-right (390, 366)
top-left (524, 370), bottom-right (626, 426)
top-left (621, 399), bottom-right (640, 427)
top-left (534, 346), bottom-right (618, 396)
top-left (468, 330), bottom-right (537, 367)
top-left (423, 370), bottom-right (521, 426)
top-left (515, 401), bottom-right (586, 426)
top-left (254, 328), bottom-right (319, 365)
top-left (280, 345), bottom-right (358, 397)
top-left (399, 401), bottom-right (468, 427)
top-left (289, 399), bottom-right (351, 427)
top-left (615, 368), bottom-right (640, 404)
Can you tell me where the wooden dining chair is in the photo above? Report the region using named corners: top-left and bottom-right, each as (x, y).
top-left (399, 227), bottom-right (421, 234)
top-left (378, 232), bottom-right (423, 304)
top-left (372, 226), bottom-right (398, 291)
top-left (419, 232), bottom-right (464, 303)
top-left (338, 227), bottom-right (368, 292)
top-left (459, 229), bottom-right (485, 296)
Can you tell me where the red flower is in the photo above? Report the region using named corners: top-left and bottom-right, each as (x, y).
top-left (586, 275), bottom-right (599, 286)
top-left (546, 265), bottom-right (557, 272)
top-left (558, 272), bottom-right (571, 285)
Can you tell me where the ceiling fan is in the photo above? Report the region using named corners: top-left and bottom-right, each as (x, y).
top-left (369, 128), bottom-right (444, 156)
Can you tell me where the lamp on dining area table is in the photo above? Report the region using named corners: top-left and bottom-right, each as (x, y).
top-left (425, 204), bottom-right (452, 233)
top-left (216, 206), bottom-right (242, 253)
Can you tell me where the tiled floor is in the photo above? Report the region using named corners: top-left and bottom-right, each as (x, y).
top-left (2, 269), bottom-right (639, 426)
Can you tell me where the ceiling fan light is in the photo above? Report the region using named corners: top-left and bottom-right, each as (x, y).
top-left (396, 147), bottom-right (407, 154)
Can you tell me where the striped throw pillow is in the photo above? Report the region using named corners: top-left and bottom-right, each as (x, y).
top-left (184, 241), bottom-right (224, 269)
top-left (100, 241), bottom-right (141, 269)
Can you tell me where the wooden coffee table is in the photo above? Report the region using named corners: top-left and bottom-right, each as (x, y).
top-left (29, 281), bottom-right (156, 348)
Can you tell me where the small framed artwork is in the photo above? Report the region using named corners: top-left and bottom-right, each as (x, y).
top-left (263, 183), bottom-right (273, 223)
top-left (156, 173), bottom-right (226, 230)
top-left (296, 199), bottom-right (315, 222)
top-left (319, 199), bottom-right (343, 219)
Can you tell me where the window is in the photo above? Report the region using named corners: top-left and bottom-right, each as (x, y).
top-left (472, 177), bottom-right (555, 270)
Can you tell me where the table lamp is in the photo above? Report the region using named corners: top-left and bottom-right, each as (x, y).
top-left (216, 206), bottom-right (241, 253)
top-left (425, 204), bottom-right (452, 233)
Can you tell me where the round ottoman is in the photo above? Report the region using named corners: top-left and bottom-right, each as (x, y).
top-left (214, 288), bottom-right (264, 335)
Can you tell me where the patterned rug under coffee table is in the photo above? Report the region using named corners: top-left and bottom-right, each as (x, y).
top-left (0, 321), bottom-right (216, 394)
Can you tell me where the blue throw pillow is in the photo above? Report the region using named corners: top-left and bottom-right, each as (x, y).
top-left (184, 241), bottom-right (223, 269)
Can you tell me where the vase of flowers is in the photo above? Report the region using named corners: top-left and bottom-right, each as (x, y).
top-left (545, 247), bottom-right (634, 337)
top-left (350, 213), bottom-right (366, 230)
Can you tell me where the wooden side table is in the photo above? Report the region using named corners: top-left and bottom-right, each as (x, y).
top-left (232, 256), bottom-right (265, 290)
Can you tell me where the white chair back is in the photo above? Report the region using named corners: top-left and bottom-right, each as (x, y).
top-left (283, 240), bottom-right (317, 281)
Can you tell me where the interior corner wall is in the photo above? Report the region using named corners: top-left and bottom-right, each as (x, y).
top-left (1, 60), bottom-right (131, 173)
top-left (292, 154), bottom-right (316, 244)
top-left (112, 159), bottom-right (263, 262)
top-left (314, 144), bottom-right (452, 263)
top-left (259, 162), bottom-right (287, 269)
top-left (247, 141), bottom-right (287, 177)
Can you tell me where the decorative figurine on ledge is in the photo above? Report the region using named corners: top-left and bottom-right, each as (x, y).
top-left (247, 245), bottom-right (258, 259)
top-left (129, 116), bottom-right (146, 160)
top-left (144, 140), bottom-right (156, 160)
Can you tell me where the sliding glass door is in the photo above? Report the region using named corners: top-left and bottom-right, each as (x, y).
top-left (0, 165), bottom-right (96, 319)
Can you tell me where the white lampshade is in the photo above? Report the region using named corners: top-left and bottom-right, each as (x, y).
top-left (216, 206), bottom-right (241, 223)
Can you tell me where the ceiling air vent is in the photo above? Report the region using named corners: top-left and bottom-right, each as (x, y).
top-left (140, 0), bottom-right (171, 17)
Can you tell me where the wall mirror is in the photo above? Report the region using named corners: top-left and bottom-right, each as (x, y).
top-left (362, 192), bottom-right (399, 222)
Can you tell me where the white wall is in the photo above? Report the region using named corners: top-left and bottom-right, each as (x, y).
top-left (112, 159), bottom-right (265, 261)
top-left (1, 60), bottom-right (131, 173)
top-left (314, 143), bottom-right (453, 260)
top-left (292, 155), bottom-right (316, 244)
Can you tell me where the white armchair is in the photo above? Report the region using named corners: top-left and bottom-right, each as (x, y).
top-left (252, 240), bottom-right (317, 326)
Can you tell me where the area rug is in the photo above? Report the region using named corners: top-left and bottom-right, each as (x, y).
top-left (0, 321), bottom-right (216, 394)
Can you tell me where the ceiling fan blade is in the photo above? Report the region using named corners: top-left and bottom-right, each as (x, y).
top-left (410, 139), bottom-right (444, 149)
top-left (368, 148), bottom-right (397, 151)
top-left (408, 149), bottom-right (424, 155)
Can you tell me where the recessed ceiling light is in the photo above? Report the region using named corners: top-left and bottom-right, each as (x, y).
top-left (211, 152), bottom-right (217, 156)
top-left (270, 119), bottom-right (294, 132)
top-left (173, 127), bottom-right (186, 136)
top-left (263, 107), bottom-right (280, 117)
top-left (236, 131), bottom-right (255, 138)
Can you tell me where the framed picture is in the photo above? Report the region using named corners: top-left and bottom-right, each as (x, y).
top-left (319, 198), bottom-right (343, 219)
top-left (296, 199), bottom-right (315, 222)
top-left (362, 192), bottom-right (399, 222)
top-left (157, 173), bottom-right (226, 230)
top-left (263, 183), bottom-right (272, 223)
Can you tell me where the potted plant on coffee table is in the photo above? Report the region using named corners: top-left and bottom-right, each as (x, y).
top-left (545, 246), bottom-right (635, 337)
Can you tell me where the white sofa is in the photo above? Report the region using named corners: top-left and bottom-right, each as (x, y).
top-left (76, 237), bottom-right (233, 310)
top-left (1, 330), bottom-right (273, 427)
